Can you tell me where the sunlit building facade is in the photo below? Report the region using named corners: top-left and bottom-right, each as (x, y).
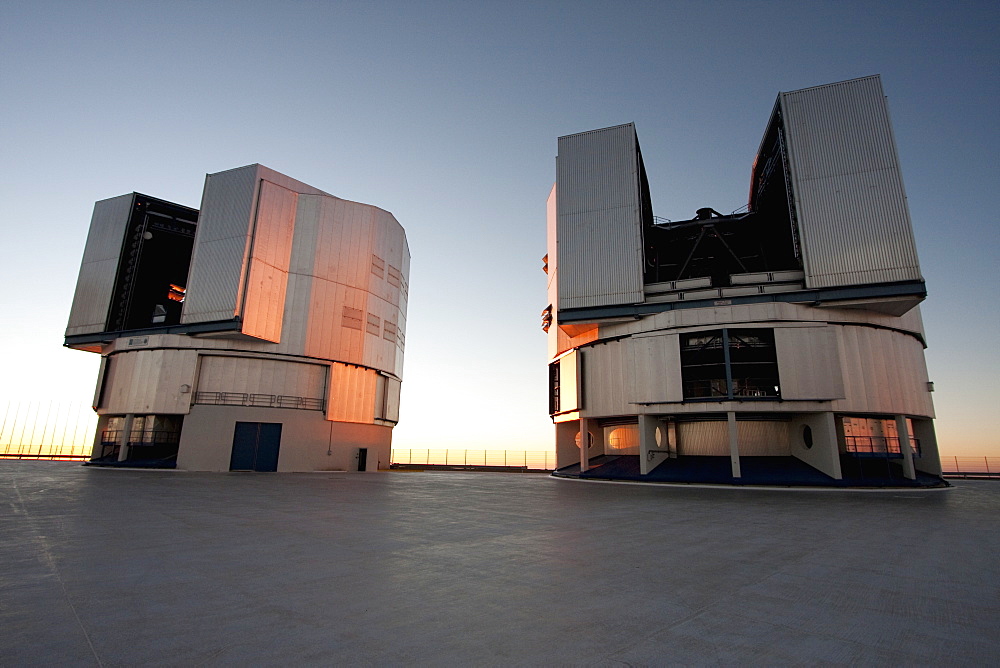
top-left (65, 165), bottom-right (408, 472)
top-left (544, 76), bottom-right (943, 486)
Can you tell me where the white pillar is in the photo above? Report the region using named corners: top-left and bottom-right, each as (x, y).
top-left (821, 412), bottom-right (843, 480)
top-left (896, 415), bottom-right (916, 480)
top-left (579, 417), bottom-right (589, 473)
top-left (727, 411), bottom-right (741, 478)
top-left (118, 413), bottom-right (134, 462)
top-left (639, 414), bottom-right (658, 475)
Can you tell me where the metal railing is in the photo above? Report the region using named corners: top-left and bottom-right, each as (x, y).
top-left (101, 429), bottom-right (181, 447)
top-left (194, 392), bottom-right (323, 411)
top-left (391, 449), bottom-right (555, 471)
top-left (0, 453), bottom-right (90, 461)
top-left (940, 457), bottom-right (1000, 478)
top-left (845, 436), bottom-right (922, 458)
top-left (0, 401), bottom-right (97, 460)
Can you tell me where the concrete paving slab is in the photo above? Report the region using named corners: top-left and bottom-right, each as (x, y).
top-left (1, 462), bottom-right (998, 666)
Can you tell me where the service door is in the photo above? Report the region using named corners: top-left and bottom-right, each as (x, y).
top-left (230, 422), bottom-right (282, 472)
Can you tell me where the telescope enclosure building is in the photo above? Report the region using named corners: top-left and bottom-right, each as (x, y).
top-left (544, 75), bottom-right (942, 486)
top-left (65, 165), bottom-right (408, 472)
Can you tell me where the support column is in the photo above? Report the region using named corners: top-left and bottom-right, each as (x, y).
top-left (118, 413), bottom-right (135, 462)
top-left (727, 411), bottom-right (741, 478)
top-left (639, 415), bottom-right (659, 475)
top-left (579, 417), bottom-right (590, 473)
top-left (896, 415), bottom-right (916, 480)
top-left (820, 412), bottom-right (843, 480)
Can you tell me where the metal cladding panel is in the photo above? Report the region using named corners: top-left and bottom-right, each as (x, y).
top-left (629, 333), bottom-right (683, 404)
top-left (285, 194), bottom-right (407, 376)
top-left (579, 341), bottom-right (631, 417)
top-left (677, 422), bottom-right (728, 456)
top-left (196, 355), bottom-right (327, 399)
top-left (240, 180), bottom-right (298, 343)
top-left (327, 363), bottom-right (377, 424)
top-left (735, 422), bottom-right (791, 456)
top-left (774, 326), bottom-right (845, 400)
top-left (102, 348), bottom-right (197, 414)
top-left (560, 349), bottom-right (582, 413)
top-left (383, 376), bottom-right (401, 422)
top-left (780, 76), bottom-right (922, 288)
top-left (181, 165), bottom-right (259, 324)
top-left (834, 325), bottom-right (934, 416)
top-left (66, 194), bottom-right (134, 336)
top-left (556, 123), bottom-right (644, 309)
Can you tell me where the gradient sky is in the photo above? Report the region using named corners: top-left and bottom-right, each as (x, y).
top-left (1, 1), bottom-right (997, 456)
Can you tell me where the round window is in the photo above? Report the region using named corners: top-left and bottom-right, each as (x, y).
top-left (802, 425), bottom-right (814, 449)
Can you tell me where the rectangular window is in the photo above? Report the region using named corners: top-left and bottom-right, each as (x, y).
top-left (366, 313), bottom-right (381, 336)
top-left (842, 416), bottom-right (920, 457)
top-left (681, 328), bottom-right (779, 400)
top-left (549, 362), bottom-right (561, 415)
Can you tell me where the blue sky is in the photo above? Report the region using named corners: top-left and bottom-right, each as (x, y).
top-left (1, 1), bottom-right (997, 455)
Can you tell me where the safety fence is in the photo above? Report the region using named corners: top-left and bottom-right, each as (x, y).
top-left (391, 449), bottom-right (555, 471)
top-left (1, 399), bottom-right (992, 476)
top-left (940, 457), bottom-right (1000, 478)
top-left (0, 401), bottom-right (97, 460)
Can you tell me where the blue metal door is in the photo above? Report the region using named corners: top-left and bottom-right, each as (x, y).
top-left (230, 422), bottom-right (282, 472)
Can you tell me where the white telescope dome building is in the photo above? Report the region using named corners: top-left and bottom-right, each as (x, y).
top-left (65, 165), bottom-right (408, 472)
top-left (544, 76), bottom-right (944, 487)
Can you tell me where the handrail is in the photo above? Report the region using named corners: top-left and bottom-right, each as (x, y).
top-left (391, 449), bottom-right (555, 471)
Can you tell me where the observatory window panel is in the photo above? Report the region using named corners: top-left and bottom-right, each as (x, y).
top-left (681, 329), bottom-right (779, 400)
top-left (681, 331), bottom-right (728, 399)
top-left (366, 313), bottom-right (381, 336)
top-left (728, 329), bottom-right (779, 398)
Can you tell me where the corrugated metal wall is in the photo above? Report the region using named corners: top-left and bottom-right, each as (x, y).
top-left (781, 76), bottom-right (922, 288)
top-left (182, 165), bottom-right (259, 324)
top-left (327, 363), bottom-right (377, 424)
top-left (677, 421), bottom-right (790, 456)
top-left (556, 123), bottom-right (644, 309)
top-left (65, 194), bottom-right (134, 336)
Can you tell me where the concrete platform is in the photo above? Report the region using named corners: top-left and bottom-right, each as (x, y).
top-left (2, 462), bottom-right (998, 665)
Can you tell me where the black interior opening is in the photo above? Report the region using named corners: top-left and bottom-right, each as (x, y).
top-left (642, 108), bottom-right (802, 286)
top-left (107, 194), bottom-right (198, 332)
